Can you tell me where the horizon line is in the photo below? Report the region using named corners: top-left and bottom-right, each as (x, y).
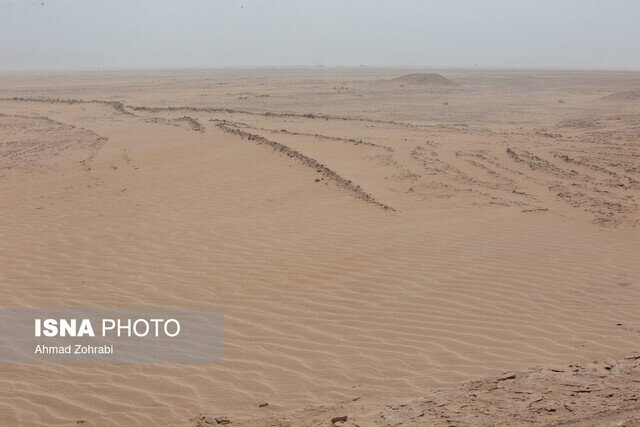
top-left (2, 65), bottom-right (640, 74)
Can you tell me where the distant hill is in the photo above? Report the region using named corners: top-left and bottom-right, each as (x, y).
top-left (386, 73), bottom-right (458, 87)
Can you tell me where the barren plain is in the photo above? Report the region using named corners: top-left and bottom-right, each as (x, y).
top-left (0, 68), bottom-right (639, 425)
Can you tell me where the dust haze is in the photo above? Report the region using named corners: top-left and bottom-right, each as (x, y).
top-left (1, 1), bottom-right (640, 426)
top-left (1, 0), bottom-right (640, 70)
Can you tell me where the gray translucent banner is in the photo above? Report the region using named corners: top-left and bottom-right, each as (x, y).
top-left (0, 309), bottom-right (223, 364)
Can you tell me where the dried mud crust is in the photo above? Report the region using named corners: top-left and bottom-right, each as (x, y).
top-left (191, 357), bottom-right (640, 426)
top-left (0, 113), bottom-right (107, 169)
top-left (377, 357), bottom-right (640, 426)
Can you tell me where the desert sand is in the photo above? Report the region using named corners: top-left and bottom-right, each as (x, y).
top-left (0, 69), bottom-right (639, 425)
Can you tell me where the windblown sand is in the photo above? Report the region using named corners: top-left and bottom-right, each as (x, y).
top-left (0, 69), bottom-right (639, 425)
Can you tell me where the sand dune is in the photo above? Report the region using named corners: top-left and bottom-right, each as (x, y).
top-left (0, 69), bottom-right (639, 425)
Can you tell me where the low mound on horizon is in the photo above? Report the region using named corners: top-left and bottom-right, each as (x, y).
top-left (386, 73), bottom-right (458, 87)
top-left (602, 89), bottom-right (640, 101)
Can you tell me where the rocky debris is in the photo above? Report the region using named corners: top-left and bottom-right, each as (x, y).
top-left (506, 145), bottom-right (638, 227)
top-left (506, 147), bottom-right (574, 179)
top-left (377, 357), bottom-right (640, 426)
top-left (495, 372), bottom-right (516, 382)
top-left (191, 414), bottom-right (231, 425)
top-left (173, 116), bottom-right (205, 133)
top-left (331, 415), bottom-right (348, 424)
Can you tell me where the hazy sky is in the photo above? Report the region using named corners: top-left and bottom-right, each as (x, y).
top-left (1, 0), bottom-right (639, 70)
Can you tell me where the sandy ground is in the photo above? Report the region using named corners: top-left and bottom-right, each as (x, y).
top-left (0, 68), bottom-right (639, 425)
